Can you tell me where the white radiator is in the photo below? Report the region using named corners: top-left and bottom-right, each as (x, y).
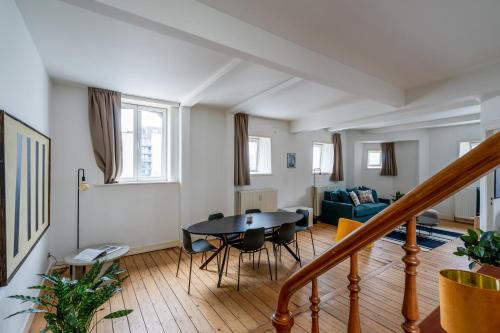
top-left (454, 188), bottom-right (477, 220)
top-left (236, 189), bottom-right (278, 214)
top-left (313, 185), bottom-right (339, 216)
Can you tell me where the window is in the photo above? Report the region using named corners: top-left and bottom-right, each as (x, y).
top-left (248, 136), bottom-right (272, 174)
top-left (459, 141), bottom-right (480, 157)
top-left (367, 150), bottom-right (382, 169)
top-left (312, 142), bottom-right (333, 174)
top-left (120, 101), bottom-right (168, 182)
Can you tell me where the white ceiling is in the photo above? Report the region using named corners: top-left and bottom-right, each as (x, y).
top-left (198, 0), bottom-right (500, 89)
top-left (14, 0), bottom-right (500, 131)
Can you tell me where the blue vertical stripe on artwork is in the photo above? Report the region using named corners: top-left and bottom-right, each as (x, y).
top-left (42, 144), bottom-right (45, 224)
top-left (27, 137), bottom-right (31, 241)
top-left (14, 134), bottom-right (22, 257)
top-left (36, 141), bottom-right (39, 231)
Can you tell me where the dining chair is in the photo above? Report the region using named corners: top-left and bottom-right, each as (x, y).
top-left (202, 213), bottom-right (240, 263)
top-left (245, 208), bottom-right (262, 214)
top-left (177, 229), bottom-right (218, 294)
top-left (227, 227), bottom-right (272, 290)
top-left (294, 209), bottom-right (316, 259)
top-left (267, 222), bottom-right (299, 280)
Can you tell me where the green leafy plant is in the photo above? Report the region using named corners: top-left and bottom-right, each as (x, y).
top-left (454, 228), bottom-right (500, 270)
top-left (6, 261), bottom-right (132, 333)
top-left (392, 191), bottom-right (405, 202)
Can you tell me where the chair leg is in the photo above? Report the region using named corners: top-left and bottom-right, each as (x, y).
top-left (226, 246), bottom-right (231, 276)
top-left (295, 233), bottom-right (301, 262)
top-left (274, 245), bottom-right (279, 280)
top-left (257, 249), bottom-right (261, 268)
top-left (264, 248), bottom-right (272, 281)
top-left (237, 252), bottom-right (242, 291)
top-left (176, 247), bottom-right (182, 277)
top-left (188, 255), bottom-right (193, 294)
top-left (252, 252), bottom-right (255, 269)
top-left (309, 229), bottom-right (316, 256)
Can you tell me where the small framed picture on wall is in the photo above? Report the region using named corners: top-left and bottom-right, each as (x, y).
top-left (287, 153), bottom-right (296, 168)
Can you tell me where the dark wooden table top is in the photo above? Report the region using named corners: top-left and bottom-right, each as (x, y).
top-left (419, 265), bottom-right (500, 332)
top-left (187, 212), bottom-right (302, 235)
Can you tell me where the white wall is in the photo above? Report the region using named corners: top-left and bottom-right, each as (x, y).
top-left (427, 124), bottom-right (481, 218)
top-left (0, 1), bottom-right (51, 331)
top-left (480, 97), bottom-right (500, 231)
top-left (355, 141), bottom-right (419, 198)
top-left (345, 124), bottom-right (481, 218)
top-left (49, 83), bottom-right (181, 259)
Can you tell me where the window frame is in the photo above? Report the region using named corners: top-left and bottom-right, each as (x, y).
top-left (366, 150), bottom-right (382, 169)
top-left (458, 141), bottom-right (480, 157)
top-left (120, 101), bottom-right (169, 183)
top-left (312, 141), bottom-right (333, 174)
top-left (248, 135), bottom-right (272, 175)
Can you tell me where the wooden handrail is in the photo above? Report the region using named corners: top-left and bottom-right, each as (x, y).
top-left (273, 132), bottom-right (500, 332)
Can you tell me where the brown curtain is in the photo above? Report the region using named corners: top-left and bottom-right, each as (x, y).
top-left (88, 87), bottom-right (122, 184)
top-left (330, 133), bottom-right (344, 181)
top-left (234, 113), bottom-right (250, 186)
top-left (381, 142), bottom-right (397, 176)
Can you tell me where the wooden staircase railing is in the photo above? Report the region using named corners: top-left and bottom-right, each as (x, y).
top-left (272, 132), bottom-right (500, 333)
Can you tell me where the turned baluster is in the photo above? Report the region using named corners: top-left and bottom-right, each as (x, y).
top-left (347, 252), bottom-right (361, 333)
top-left (401, 216), bottom-right (420, 333)
top-left (310, 278), bottom-right (320, 333)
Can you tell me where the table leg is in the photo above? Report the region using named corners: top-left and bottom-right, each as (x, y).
top-left (283, 244), bottom-right (301, 263)
top-left (217, 237), bottom-right (230, 288)
top-left (199, 243), bottom-right (226, 270)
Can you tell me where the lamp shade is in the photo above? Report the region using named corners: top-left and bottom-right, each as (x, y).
top-left (439, 269), bottom-right (500, 333)
top-left (79, 182), bottom-right (90, 191)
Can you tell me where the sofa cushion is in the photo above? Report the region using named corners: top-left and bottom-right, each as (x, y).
top-left (360, 186), bottom-right (379, 203)
top-left (338, 190), bottom-right (351, 204)
top-left (354, 203), bottom-right (388, 217)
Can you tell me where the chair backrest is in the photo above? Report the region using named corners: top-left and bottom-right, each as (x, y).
top-left (276, 222), bottom-right (295, 244)
top-left (182, 229), bottom-right (193, 252)
top-left (241, 228), bottom-right (265, 251)
top-left (208, 213), bottom-right (224, 221)
top-left (296, 209), bottom-right (309, 227)
top-left (245, 208), bottom-right (261, 214)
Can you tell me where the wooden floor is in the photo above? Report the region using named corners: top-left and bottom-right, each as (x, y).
top-left (29, 221), bottom-right (469, 333)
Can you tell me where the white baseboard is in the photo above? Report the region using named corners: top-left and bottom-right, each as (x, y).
top-left (127, 240), bottom-right (179, 256)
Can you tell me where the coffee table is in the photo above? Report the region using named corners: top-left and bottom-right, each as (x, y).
top-left (64, 243), bottom-right (130, 279)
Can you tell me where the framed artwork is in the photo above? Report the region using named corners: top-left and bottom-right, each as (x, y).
top-left (287, 153), bottom-right (296, 168)
top-left (0, 111), bottom-right (50, 286)
top-left (495, 167), bottom-right (500, 199)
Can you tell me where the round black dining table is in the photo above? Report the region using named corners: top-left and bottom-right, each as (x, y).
top-left (187, 211), bottom-right (303, 287)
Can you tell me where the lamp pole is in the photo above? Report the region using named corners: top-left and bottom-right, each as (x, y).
top-left (313, 168), bottom-right (322, 222)
top-left (77, 168), bottom-right (89, 249)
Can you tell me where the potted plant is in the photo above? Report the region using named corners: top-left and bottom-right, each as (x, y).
top-left (6, 261), bottom-right (132, 333)
top-left (453, 228), bottom-right (500, 270)
top-left (392, 191), bottom-right (405, 202)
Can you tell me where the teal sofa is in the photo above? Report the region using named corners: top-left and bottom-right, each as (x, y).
top-left (321, 186), bottom-right (390, 225)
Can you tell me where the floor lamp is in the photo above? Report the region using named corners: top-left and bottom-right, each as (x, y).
top-left (77, 168), bottom-right (90, 249)
top-left (313, 168), bottom-right (322, 221)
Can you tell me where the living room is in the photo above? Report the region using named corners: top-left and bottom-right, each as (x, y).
top-left (1, 1), bottom-right (499, 333)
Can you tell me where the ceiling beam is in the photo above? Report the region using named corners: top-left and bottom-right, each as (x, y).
top-left (62, 0), bottom-right (405, 107)
top-left (364, 113), bottom-right (480, 134)
top-left (228, 77), bottom-right (302, 113)
top-left (180, 59), bottom-right (242, 107)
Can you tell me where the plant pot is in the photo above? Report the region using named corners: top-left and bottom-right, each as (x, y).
top-left (439, 269), bottom-right (500, 333)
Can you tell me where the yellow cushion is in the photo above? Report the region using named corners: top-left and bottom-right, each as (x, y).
top-left (336, 218), bottom-right (374, 248)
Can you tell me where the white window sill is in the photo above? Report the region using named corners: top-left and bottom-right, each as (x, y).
top-left (250, 173), bottom-right (273, 176)
top-left (94, 180), bottom-right (179, 187)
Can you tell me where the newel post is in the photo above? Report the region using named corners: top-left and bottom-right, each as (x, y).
top-left (272, 311), bottom-right (294, 333)
top-left (401, 216), bottom-right (420, 333)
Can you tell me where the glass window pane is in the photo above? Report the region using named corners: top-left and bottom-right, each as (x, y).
top-left (312, 144), bottom-right (322, 172)
top-left (121, 107), bottom-right (135, 179)
top-left (249, 139), bottom-right (259, 172)
top-left (367, 151), bottom-right (381, 168)
top-left (140, 107), bottom-right (164, 178)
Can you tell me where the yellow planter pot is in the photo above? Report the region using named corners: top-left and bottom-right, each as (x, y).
top-left (439, 269), bottom-right (500, 333)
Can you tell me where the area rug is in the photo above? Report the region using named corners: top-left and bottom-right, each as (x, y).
top-left (382, 226), bottom-right (463, 251)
